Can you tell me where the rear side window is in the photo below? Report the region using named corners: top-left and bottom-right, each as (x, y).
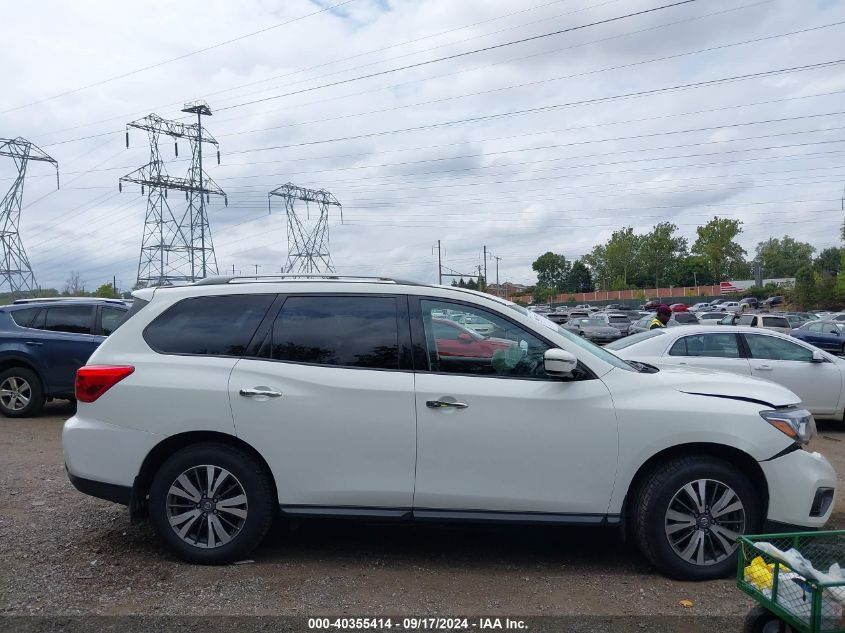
top-left (145, 295), bottom-right (274, 356)
top-left (762, 317), bottom-right (790, 329)
top-left (44, 305), bottom-right (93, 334)
top-left (672, 312), bottom-right (698, 324)
top-left (10, 307), bottom-right (41, 328)
top-left (270, 296), bottom-right (399, 370)
top-left (737, 315), bottom-right (755, 326)
top-left (668, 333), bottom-right (740, 358)
top-left (100, 306), bottom-right (128, 335)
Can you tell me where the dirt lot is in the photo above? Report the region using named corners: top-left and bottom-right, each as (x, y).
top-left (2, 405), bottom-right (845, 622)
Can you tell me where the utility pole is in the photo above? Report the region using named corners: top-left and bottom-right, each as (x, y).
top-left (436, 240), bottom-right (442, 284)
top-left (253, 264), bottom-right (261, 275)
top-left (494, 256), bottom-right (501, 296)
top-left (113, 275), bottom-right (117, 298)
top-left (483, 245), bottom-right (487, 281)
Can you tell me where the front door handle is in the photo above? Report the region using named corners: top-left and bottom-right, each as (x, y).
top-left (25, 341), bottom-right (43, 346)
top-left (239, 388), bottom-right (283, 398)
top-left (426, 400), bottom-right (469, 410)
top-left (754, 365), bottom-right (773, 371)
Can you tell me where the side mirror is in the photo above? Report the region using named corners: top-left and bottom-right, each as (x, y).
top-left (812, 350), bottom-right (825, 363)
top-left (544, 348), bottom-right (578, 377)
top-left (457, 332), bottom-right (474, 343)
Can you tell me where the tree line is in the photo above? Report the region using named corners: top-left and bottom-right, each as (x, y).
top-left (528, 217), bottom-right (841, 306)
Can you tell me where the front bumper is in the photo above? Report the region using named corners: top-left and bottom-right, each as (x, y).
top-left (760, 448), bottom-right (837, 528)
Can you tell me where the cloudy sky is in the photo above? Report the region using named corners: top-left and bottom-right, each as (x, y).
top-left (1, 0), bottom-right (844, 292)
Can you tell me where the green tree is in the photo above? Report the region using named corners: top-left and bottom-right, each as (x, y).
top-left (814, 247), bottom-right (842, 275)
top-left (639, 222), bottom-right (688, 289)
top-left (792, 265), bottom-right (817, 310)
top-left (466, 278), bottom-right (478, 290)
top-left (673, 254), bottom-right (713, 287)
top-left (568, 259), bottom-right (593, 293)
top-left (691, 217), bottom-right (747, 282)
top-left (583, 244), bottom-right (609, 291)
top-left (532, 252), bottom-right (571, 292)
top-left (532, 285), bottom-right (554, 303)
top-left (94, 282), bottom-right (115, 298)
top-left (603, 227), bottom-right (641, 287)
top-left (458, 278), bottom-right (467, 288)
top-left (756, 236), bottom-right (815, 278)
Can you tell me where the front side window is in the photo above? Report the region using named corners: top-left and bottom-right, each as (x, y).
top-left (43, 305), bottom-right (92, 334)
top-left (744, 334), bottom-right (813, 362)
top-left (421, 300), bottom-right (550, 378)
top-left (271, 296), bottom-right (399, 370)
top-left (144, 295), bottom-right (274, 356)
top-left (668, 333), bottom-right (740, 358)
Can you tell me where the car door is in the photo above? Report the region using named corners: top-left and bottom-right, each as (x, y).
top-left (411, 297), bottom-right (618, 517)
top-left (664, 332), bottom-right (751, 375)
top-left (742, 333), bottom-right (842, 415)
top-left (30, 305), bottom-right (98, 395)
top-left (229, 294), bottom-right (417, 513)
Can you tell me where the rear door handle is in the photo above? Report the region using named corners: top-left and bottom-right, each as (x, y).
top-left (239, 388), bottom-right (283, 398)
top-left (426, 400), bottom-right (469, 410)
top-left (25, 341), bottom-right (43, 346)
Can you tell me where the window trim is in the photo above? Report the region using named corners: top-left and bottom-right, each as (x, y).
top-left (739, 332), bottom-right (822, 363)
top-left (244, 292), bottom-right (413, 373)
top-left (142, 293), bottom-right (278, 358)
top-left (409, 295), bottom-right (595, 381)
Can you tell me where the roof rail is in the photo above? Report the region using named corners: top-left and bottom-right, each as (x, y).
top-left (12, 297), bottom-right (127, 305)
top-left (193, 274), bottom-right (424, 287)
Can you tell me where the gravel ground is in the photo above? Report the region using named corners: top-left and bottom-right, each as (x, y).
top-left (1, 404), bottom-right (845, 621)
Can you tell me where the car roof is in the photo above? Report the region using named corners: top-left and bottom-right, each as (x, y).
top-left (2, 299), bottom-right (127, 311)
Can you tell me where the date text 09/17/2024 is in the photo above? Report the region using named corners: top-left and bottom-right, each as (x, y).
top-left (307, 618), bottom-right (528, 630)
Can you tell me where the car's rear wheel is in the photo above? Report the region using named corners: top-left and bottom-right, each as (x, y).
top-left (0, 367), bottom-right (44, 418)
top-left (149, 443), bottom-right (275, 564)
top-left (632, 456), bottom-right (760, 580)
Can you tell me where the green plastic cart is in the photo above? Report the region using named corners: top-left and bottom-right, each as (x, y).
top-left (737, 531), bottom-right (845, 633)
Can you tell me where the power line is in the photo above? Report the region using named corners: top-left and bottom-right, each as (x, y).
top-left (0, 0), bottom-right (360, 115)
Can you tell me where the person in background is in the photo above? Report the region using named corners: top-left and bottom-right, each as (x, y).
top-left (649, 305), bottom-right (672, 329)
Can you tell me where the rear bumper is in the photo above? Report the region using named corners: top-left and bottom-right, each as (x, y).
top-left (760, 448), bottom-right (837, 528)
top-left (66, 470), bottom-right (131, 506)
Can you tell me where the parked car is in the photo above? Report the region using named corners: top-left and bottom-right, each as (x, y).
top-left (669, 303), bottom-right (688, 312)
top-left (592, 313), bottom-right (632, 336)
top-left (63, 276), bottom-right (834, 579)
top-left (608, 325), bottom-right (845, 421)
top-left (718, 313), bottom-right (741, 326)
top-left (785, 315), bottom-right (808, 329)
top-left (431, 318), bottom-right (515, 359)
top-left (689, 302), bottom-right (711, 312)
top-left (643, 300), bottom-right (662, 310)
top-left (791, 321), bottom-right (845, 354)
top-left (763, 296), bottom-right (784, 308)
top-left (670, 311), bottom-right (699, 325)
top-left (739, 297), bottom-right (759, 310)
top-left (627, 312), bottom-right (696, 335)
top-left (698, 311), bottom-right (730, 325)
top-left (715, 301), bottom-right (741, 312)
top-left (604, 303), bottom-right (626, 311)
top-left (829, 314), bottom-right (845, 323)
top-left (710, 298), bottom-right (729, 307)
top-left (567, 317), bottom-right (624, 344)
top-left (0, 299), bottom-right (128, 417)
top-left (734, 313), bottom-right (792, 334)
top-left (449, 313), bottom-right (496, 336)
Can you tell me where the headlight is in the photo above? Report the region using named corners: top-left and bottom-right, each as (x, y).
top-left (760, 408), bottom-right (816, 445)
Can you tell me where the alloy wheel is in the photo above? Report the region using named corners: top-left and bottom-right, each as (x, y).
top-left (0, 376), bottom-right (31, 412)
top-left (165, 465), bottom-right (248, 549)
top-left (664, 478), bottom-right (745, 566)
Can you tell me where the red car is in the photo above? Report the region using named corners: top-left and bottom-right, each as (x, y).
top-left (669, 303), bottom-right (688, 312)
top-left (431, 318), bottom-right (514, 359)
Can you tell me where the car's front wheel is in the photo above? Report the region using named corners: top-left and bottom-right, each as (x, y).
top-left (149, 443), bottom-right (275, 564)
top-left (632, 455), bottom-right (760, 580)
top-left (0, 367), bottom-right (44, 418)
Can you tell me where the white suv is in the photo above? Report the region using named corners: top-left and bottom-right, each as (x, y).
top-left (63, 276), bottom-right (836, 579)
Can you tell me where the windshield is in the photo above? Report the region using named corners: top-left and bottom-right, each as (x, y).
top-left (507, 303), bottom-right (634, 371)
top-left (606, 329), bottom-right (665, 350)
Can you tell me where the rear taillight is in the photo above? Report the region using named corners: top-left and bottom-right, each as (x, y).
top-left (75, 365), bottom-right (135, 403)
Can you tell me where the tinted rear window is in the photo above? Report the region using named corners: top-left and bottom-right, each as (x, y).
top-left (144, 295), bottom-right (274, 356)
top-left (9, 307), bottom-right (41, 327)
top-left (271, 296), bottom-right (399, 370)
top-left (44, 305), bottom-right (92, 334)
top-left (763, 317), bottom-right (790, 328)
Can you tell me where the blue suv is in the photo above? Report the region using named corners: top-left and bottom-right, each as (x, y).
top-left (0, 299), bottom-right (128, 417)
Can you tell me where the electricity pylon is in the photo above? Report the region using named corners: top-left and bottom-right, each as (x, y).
top-left (0, 138), bottom-right (59, 295)
top-left (268, 183), bottom-right (342, 274)
top-left (120, 102), bottom-right (226, 287)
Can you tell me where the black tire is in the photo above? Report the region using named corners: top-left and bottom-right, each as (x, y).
top-left (149, 442), bottom-right (275, 564)
top-left (632, 455), bottom-right (760, 580)
top-left (0, 367), bottom-right (44, 418)
top-left (743, 605), bottom-right (794, 633)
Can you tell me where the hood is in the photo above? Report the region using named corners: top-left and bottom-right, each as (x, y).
top-left (650, 363), bottom-right (800, 408)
